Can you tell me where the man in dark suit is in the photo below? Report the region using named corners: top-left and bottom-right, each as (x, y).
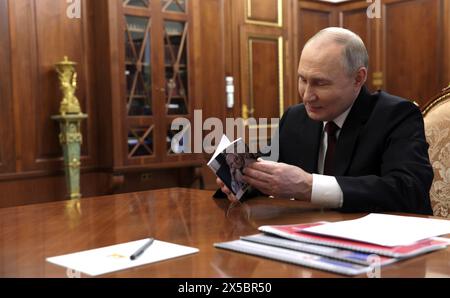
top-left (217, 27), bottom-right (433, 215)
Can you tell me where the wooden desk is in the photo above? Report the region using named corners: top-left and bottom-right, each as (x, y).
top-left (0, 188), bottom-right (449, 278)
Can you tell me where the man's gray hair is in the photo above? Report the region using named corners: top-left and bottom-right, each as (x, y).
top-left (306, 27), bottom-right (369, 75)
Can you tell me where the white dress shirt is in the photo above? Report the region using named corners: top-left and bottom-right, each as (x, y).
top-left (311, 104), bottom-right (354, 208)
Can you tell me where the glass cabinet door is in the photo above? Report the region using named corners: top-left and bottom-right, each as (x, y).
top-left (124, 15), bottom-right (152, 117)
top-left (123, 0), bottom-right (150, 8)
top-left (161, 0), bottom-right (191, 157)
top-left (123, 1), bottom-right (155, 159)
top-left (120, 0), bottom-right (193, 162)
top-left (164, 20), bottom-right (189, 115)
top-left (161, 0), bottom-right (186, 13)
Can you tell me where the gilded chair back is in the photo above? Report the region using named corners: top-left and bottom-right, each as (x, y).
top-left (422, 85), bottom-right (450, 218)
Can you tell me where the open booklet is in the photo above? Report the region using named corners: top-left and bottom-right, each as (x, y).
top-left (207, 135), bottom-right (260, 200)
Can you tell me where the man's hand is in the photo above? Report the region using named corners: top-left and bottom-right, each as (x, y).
top-left (216, 178), bottom-right (239, 202)
top-left (242, 159), bottom-right (313, 201)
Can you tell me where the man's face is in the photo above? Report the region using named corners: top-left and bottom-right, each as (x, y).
top-left (227, 154), bottom-right (244, 169)
top-left (298, 43), bottom-right (360, 121)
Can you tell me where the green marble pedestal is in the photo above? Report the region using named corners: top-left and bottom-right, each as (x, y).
top-left (51, 113), bottom-right (88, 199)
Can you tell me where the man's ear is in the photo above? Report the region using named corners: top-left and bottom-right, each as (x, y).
top-left (354, 67), bottom-right (368, 88)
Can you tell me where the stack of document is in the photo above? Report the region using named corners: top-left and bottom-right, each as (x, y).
top-left (215, 213), bottom-right (450, 276)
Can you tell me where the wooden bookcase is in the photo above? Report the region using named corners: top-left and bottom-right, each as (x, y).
top-left (101, 0), bottom-right (204, 175)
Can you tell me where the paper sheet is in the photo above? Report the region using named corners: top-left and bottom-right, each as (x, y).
top-left (46, 239), bottom-right (199, 276)
top-left (208, 135), bottom-right (238, 166)
top-left (302, 213), bottom-right (450, 247)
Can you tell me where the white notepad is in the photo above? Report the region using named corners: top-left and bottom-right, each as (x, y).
top-left (303, 213), bottom-right (450, 247)
top-left (46, 239), bottom-right (199, 276)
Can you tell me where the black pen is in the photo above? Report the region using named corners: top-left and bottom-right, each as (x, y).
top-left (130, 238), bottom-right (154, 260)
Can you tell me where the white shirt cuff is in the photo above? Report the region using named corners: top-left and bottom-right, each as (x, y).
top-left (311, 174), bottom-right (343, 208)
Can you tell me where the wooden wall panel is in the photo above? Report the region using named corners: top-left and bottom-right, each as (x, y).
top-left (247, 0), bottom-right (280, 24)
top-left (296, 0), bottom-right (448, 105)
top-left (225, 0), bottom-right (289, 141)
top-left (297, 3), bottom-right (337, 54)
top-left (250, 38), bottom-right (282, 119)
top-left (193, 0), bottom-right (229, 189)
top-left (444, 0), bottom-right (450, 87)
top-left (341, 9), bottom-right (370, 43)
top-left (91, 0), bottom-right (121, 169)
top-left (0, 168), bottom-right (197, 208)
top-left (340, 5), bottom-right (377, 92)
top-left (0, 0), bottom-right (16, 174)
top-left (195, 0), bottom-right (226, 121)
top-left (240, 28), bottom-right (285, 120)
top-left (0, 172), bottom-right (110, 208)
top-left (8, 0), bottom-right (97, 173)
top-left (298, 9), bottom-right (333, 47)
top-left (295, 1), bottom-right (338, 103)
top-left (384, 0), bottom-right (443, 104)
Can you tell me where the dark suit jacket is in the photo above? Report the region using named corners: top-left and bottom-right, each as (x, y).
top-left (278, 86), bottom-right (433, 215)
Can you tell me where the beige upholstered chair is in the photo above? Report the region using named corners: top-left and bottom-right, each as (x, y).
top-left (422, 85), bottom-right (450, 218)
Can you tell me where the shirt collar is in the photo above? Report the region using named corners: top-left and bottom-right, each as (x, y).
top-left (323, 101), bottom-right (355, 130)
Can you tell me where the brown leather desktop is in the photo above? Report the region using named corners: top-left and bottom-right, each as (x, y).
top-left (1, 188), bottom-right (449, 278)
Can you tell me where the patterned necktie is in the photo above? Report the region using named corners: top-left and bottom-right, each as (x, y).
top-left (324, 121), bottom-right (340, 175)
